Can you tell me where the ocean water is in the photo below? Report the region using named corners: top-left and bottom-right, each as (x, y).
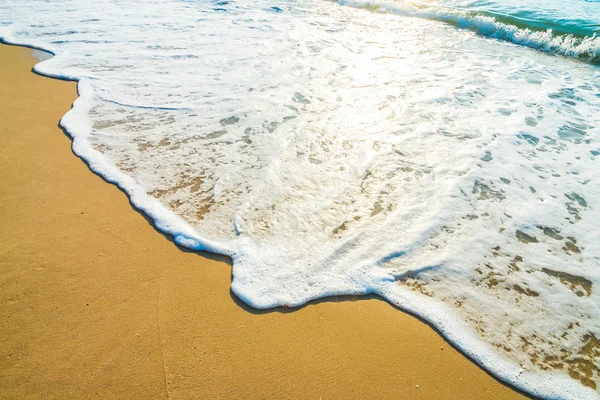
top-left (1, 0), bottom-right (599, 397)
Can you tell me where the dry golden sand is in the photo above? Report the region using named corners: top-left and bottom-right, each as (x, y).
top-left (0, 44), bottom-right (527, 399)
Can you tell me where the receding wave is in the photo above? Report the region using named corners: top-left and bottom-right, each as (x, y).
top-left (2, 0), bottom-right (600, 398)
top-left (340, 0), bottom-right (600, 63)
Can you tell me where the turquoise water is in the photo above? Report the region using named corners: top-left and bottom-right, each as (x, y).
top-left (464, 0), bottom-right (599, 36)
top-left (1, 0), bottom-right (599, 398)
top-left (437, 0), bottom-right (599, 35)
top-left (342, 0), bottom-right (600, 62)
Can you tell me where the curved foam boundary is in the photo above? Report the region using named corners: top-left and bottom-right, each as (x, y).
top-left (1, 34), bottom-right (598, 400)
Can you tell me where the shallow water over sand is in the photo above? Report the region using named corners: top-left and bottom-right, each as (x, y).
top-left (2, 0), bottom-right (599, 397)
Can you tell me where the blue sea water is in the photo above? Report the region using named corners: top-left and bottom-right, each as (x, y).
top-left (342, 0), bottom-right (600, 62)
top-left (1, 0), bottom-right (599, 397)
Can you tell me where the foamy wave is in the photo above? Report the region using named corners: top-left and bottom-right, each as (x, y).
top-left (2, 0), bottom-right (600, 398)
top-left (340, 0), bottom-right (600, 63)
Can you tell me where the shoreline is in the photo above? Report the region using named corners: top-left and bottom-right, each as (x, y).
top-left (0, 43), bottom-right (526, 399)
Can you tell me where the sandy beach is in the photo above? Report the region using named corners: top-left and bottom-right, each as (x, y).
top-left (0, 44), bottom-right (526, 399)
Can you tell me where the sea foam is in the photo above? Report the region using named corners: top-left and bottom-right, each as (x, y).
top-left (1, 0), bottom-right (599, 397)
top-left (341, 0), bottom-right (600, 63)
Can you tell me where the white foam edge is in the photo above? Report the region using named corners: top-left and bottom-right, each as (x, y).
top-left (231, 253), bottom-right (597, 399)
top-left (0, 35), bottom-right (234, 258)
top-left (1, 33), bottom-right (598, 400)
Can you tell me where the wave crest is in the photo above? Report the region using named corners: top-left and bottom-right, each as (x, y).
top-left (340, 0), bottom-right (600, 63)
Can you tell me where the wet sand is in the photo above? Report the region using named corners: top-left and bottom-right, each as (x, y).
top-left (0, 44), bottom-right (526, 399)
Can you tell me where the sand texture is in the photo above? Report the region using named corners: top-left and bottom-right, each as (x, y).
top-left (0, 44), bottom-right (526, 399)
